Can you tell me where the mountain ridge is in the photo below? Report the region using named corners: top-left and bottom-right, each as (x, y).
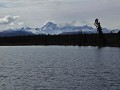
top-left (0, 22), bottom-right (119, 36)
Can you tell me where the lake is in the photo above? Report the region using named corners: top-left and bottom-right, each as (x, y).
top-left (0, 46), bottom-right (120, 90)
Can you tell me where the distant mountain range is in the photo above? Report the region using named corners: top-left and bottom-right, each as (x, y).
top-left (0, 22), bottom-right (119, 36)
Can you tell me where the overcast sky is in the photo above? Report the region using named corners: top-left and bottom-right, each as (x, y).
top-left (0, 0), bottom-right (120, 30)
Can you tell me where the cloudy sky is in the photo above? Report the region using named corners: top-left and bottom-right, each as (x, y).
top-left (0, 0), bottom-right (120, 30)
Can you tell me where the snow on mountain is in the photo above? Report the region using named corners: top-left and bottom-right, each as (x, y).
top-left (111, 29), bottom-right (120, 33)
top-left (41, 22), bottom-right (58, 31)
top-left (0, 27), bottom-right (45, 37)
top-left (41, 22), bottom-right (62, 35)
top-left (41, 22), bottom-right (98, 35)
top-left (102, 28), bottom-right (111, 33)
top-left (0, 29), bottom-right (33, 37)
top-left (0, 22), bottom-right (117, 36)
top-left (20, 27), bottom-right (45, 34)
top-left (41, 22), bottom-right (111, 34)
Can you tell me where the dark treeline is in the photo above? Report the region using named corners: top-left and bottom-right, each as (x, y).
top-left (0, 33), bottom-right (120, 47)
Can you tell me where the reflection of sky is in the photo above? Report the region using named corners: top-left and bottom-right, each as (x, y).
top-left (0, 0), bottom-right (120, 30)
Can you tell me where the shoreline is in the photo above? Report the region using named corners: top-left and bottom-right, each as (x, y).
top-left (0, 33), bottom-right (120, 47)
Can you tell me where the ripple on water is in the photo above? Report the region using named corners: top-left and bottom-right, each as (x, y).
top-left (0, 46), bottom-right (120, 90)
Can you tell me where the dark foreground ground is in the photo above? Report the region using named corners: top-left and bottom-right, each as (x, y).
top-left (0, 33), bottom-right (120, 47)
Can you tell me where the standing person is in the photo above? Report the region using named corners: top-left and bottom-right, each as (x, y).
top-left (94, 19), bottom-right (103, 34)
top-left (94, 19), bottom-right (107, 46)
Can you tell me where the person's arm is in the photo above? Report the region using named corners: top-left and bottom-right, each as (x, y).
top-left (94, 22), bottom-right (98, 28)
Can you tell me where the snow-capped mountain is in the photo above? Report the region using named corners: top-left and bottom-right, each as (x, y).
top-left (111, 29), bottom-right (120, 33)
top-left (41, 22), bottom-right (111, 34)
top-left (0, 22), bottom-right (118, 36)
top-left (41, 22), bottom-right (58, 31)
top-left (0, 27), bottom-right (45, 37)
top-left (41, 22), bottom-right (97, 35)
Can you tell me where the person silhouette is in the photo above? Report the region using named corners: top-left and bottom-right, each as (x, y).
top-left (94, 19), bottom-right (103, 34)
top-left (94, 19), bottom-right (107, 46)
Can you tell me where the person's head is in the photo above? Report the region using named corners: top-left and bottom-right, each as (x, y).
top-left (95, 18), bottom-right (99, 23)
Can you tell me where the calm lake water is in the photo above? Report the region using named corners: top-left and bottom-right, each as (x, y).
top-left (0, 46), bottom-right (120, 90)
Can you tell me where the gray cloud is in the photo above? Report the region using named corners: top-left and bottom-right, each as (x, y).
top-left (0, 15), bottom-right (24, 30)
top-left (0, 0), bottom-right (120, 29)
top-left (0, 15), bottom-right (20, 24)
